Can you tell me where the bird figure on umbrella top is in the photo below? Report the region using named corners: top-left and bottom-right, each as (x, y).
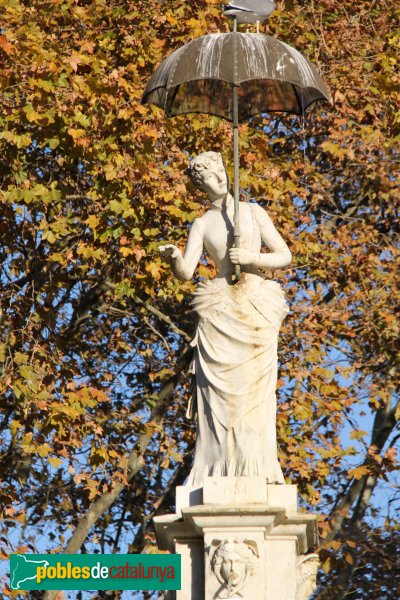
top-left (224, 0), bottom-right (276, 25)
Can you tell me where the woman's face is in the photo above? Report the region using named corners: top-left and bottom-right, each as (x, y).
top-left (198, 164), bottom-right (228, 199)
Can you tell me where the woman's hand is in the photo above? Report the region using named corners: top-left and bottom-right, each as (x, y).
top-left (229, 247), bottom-right (256, 266)
top-left (159, 244), bottom-right (182, 260)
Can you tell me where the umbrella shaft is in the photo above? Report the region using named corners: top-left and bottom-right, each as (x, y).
top-left (232, 17), bottom-right (241, 281)
top-left (233, 114), bottom-right (240, 244)
top-left (233, 89), bottom-right (240, 281)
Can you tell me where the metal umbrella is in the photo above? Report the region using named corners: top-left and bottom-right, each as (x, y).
top-left (142, 25), bottom-right (330, 279)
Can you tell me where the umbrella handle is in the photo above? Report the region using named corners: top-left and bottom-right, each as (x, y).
top-left (234, 245), bottom-right (241, 281)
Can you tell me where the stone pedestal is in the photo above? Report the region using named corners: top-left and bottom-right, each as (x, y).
top-left (154, 477), bottom-right (319, 600)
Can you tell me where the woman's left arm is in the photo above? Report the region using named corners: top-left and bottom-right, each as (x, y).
top-left (229, 204), bottom-right (292, 269)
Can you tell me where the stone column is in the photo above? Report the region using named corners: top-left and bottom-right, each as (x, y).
top-left (154, 477), bottom-right (319, 600)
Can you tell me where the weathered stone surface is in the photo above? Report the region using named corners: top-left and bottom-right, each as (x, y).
top-left (160, 152), bottom-right (292, 488)
top-left (154, 482), bottom-right (319, 599)
top-left (205, 531), bottom-right (265, 600)
top-left (175, 538), bottom-right (205, 600)
top-left (203, 476), bottom-right (268, 505)
top-left (265, 536), bottom-right (297, 600)
top-left (177, 478), bottom-right (298, 512)
top-left (266, 483), bottom-right (298, 511)
top-left (176, 485), bottom-right (203, 516)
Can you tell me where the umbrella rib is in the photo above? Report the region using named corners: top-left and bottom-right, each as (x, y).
top-left (166, 85), bottom-right (181, 116)
top-left (292, 84), bottom-right (304, 116)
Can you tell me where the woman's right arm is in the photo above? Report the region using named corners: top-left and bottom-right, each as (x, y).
top-left (159, 219), bottom-right (203, 281)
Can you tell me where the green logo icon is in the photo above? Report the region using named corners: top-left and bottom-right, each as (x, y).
top-left (10, 554), bottom-right (181, 591)
top-left (11, 555), bottom-right (50, 590)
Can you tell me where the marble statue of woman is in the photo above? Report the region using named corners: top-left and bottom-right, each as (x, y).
top-left (160, 151), bottom-right (292, 488)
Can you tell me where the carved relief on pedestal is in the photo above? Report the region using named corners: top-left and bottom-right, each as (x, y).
top-left (296, 554), bottom-right (319, 600)
top-left (210, 538), bottom-right (259, 599)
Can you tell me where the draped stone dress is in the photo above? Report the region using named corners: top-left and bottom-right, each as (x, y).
top-left (186, 203), bottom-right (289, 487)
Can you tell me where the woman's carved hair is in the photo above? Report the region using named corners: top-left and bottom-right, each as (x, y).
top-left (186, 151), bottom-right (226, 189)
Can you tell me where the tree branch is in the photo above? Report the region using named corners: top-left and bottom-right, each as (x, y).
top-left (327, 396), bottom-right (398, 541)
top-left (42, 346), bottom-right (192, 600)
top-left (133, 296), bottom-right (192, 342)
top-left (322, 396), bottom-right (399, 596)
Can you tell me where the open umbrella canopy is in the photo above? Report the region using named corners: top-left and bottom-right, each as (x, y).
top-left (142, 30), bottom-right (330, 280)
top-left (141, 32), bottom-right (330, 121)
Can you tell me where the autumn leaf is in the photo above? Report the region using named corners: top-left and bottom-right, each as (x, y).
top-left (0, 35), bottom-right (12, 55)
top-left (348, 465), bottom-right (370, 480)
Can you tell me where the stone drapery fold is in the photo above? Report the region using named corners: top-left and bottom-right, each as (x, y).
top-left (187, 273), bottom-right (288, 487)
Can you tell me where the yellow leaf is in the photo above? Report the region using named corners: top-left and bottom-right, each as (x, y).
top-left (330, 540), bottom-right (341, 551)
top-left (23, 103), bottom-right (42, 123)
top-left (120, 246), bottom-right (135, 257)
top-left (38, 444), bottom-right (51, 458)
top-left (68, 128), bottom-right (86, 140)
top-left (42, 229), bottom-right (57, 244)
top-left (166, 14), bottom-right (178, 25)
top-left (146, 262), bottom-right (161, 280)
top-left (10, 420), bottom-right (22, 435)
top-left (86, 214), bottom-right (100, 229)
top-left (344, 551), bottom-right (354, 565)
top-left (348, 465), bottom-right (369, 480)
top-left (322, 557), bottom-right (331, 573)
top-left (350, 430), bottom-right (368, 440)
